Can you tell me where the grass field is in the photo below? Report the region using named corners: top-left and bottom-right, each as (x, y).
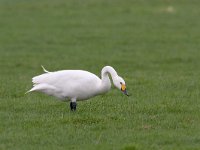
top-left (0, 0), bottom-right (200, 149)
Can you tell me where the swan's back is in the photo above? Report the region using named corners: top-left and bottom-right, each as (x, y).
top-left (33, 70), bottom-right (98, 84)
top-left (31, 70), bottom-right (102, 100)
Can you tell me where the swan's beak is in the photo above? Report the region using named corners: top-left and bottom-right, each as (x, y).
top-left (123, 89), bottom-right (129, 96)
top-left (121, 84), bottom-right (129, 96)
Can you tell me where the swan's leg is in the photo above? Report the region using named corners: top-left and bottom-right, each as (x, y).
top-left (70, 98), bottom-right (77, 111)
top-left (70, 102), bottom-right (76, 111)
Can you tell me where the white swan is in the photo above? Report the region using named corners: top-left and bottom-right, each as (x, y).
top-left (27, 66), bottom-right (128, 111)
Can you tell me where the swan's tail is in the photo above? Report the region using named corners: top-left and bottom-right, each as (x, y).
top-left (25, 65), bottom-right (50, 94)
top-left (25, 84), bottom-right (55, 94)
top-left (25, 87), bottom-right (35, 94)
top-left (25, 90), bottom-right (31, 94)
top-left (25, 85), bottom-right (38, 94)
top-left (25, 84), bottom-right (60, 98)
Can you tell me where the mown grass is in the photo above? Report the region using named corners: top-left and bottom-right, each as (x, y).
top-left (0, 0), bottom-right (200, 149)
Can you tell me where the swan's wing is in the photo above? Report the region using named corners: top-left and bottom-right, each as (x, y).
top-left (29, 70), bottom-right (101, 99)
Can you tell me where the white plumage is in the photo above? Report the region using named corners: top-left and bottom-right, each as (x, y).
top-left (27, 66), bottom-right (128, 110)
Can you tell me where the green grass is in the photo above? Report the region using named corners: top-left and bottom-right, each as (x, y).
top-left (0, 0), bottom-right (200, 149)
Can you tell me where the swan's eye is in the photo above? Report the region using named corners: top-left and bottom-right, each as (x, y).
top-left (120, 82), bottom-right (122, 84)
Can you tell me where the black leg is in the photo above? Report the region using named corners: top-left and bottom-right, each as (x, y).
top-left (70, 102), bottom-right (76, 111)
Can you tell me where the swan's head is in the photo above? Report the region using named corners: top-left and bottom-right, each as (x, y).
top-left (113, 76), bottom-right (129, 96)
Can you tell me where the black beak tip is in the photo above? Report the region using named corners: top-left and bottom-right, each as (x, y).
top-left (123, 90), bottom-right (129, 97)
top-left (125, 92), bottom-right (129, 96)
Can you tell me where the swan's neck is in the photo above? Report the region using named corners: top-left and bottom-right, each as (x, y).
top-left (99, 66), bottom-right (118, 93)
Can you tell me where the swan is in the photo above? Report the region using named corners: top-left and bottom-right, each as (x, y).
top-left (27, 66), bottom-right (128, 111)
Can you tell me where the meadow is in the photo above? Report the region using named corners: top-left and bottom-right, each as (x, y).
top-left (0, 0), bottom-right (200, 149)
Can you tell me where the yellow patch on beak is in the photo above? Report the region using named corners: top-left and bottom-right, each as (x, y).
top-left (121, 84), bottom-right (126, 91)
